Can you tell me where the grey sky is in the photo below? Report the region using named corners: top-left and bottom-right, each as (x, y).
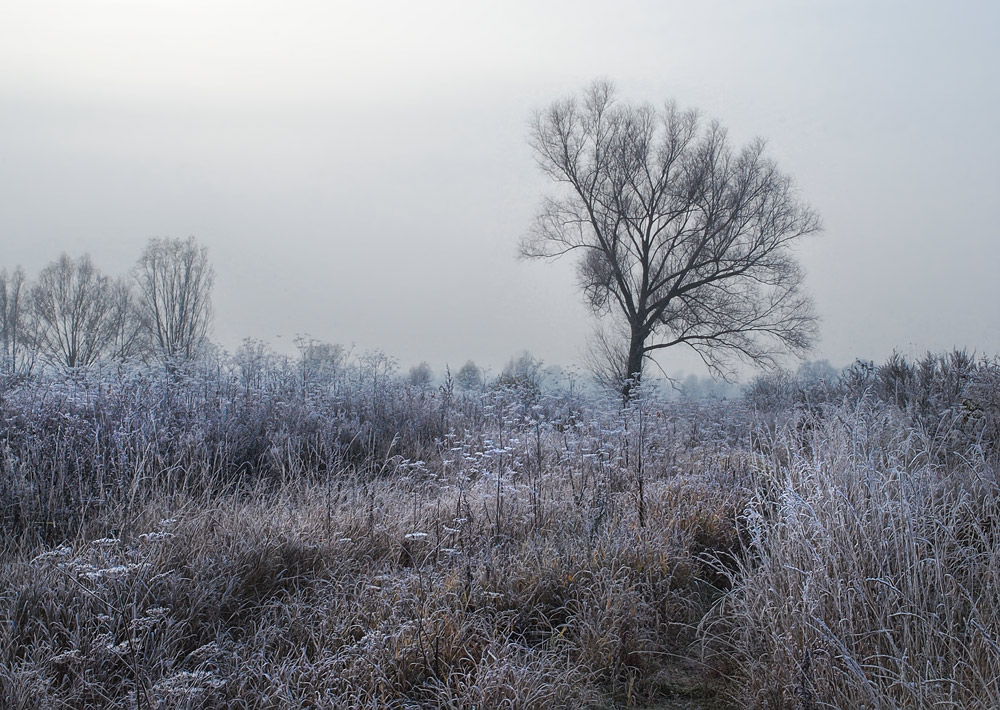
top-left (2, 1), bottom-right (998, 376)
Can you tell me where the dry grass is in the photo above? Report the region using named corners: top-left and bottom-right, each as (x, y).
top-left (705, 402), bottom-right (1000, 708)
top-left (0, 452), bottom-right (741, 708)
top-left (3, 354), bottom-right (998, 708)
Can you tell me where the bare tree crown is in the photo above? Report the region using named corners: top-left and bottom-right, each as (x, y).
top-left (31, 254), bottom-right (116, 370)
top-left (135, 236), bottom-right (215, 362)
top-left (522, 81), bottom-right (821, 392)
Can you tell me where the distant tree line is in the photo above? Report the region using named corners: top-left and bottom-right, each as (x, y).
top-left (407, 352), bottom-right (574, 400)
top-left (0, 236), bottom-right (214, 375)
top-left (1, 237), bottom-right (586, 407)
top-left (4, 233), bottom-right (799, 403)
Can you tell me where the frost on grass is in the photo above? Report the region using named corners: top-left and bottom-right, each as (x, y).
top-left (154, 669), bottom-right (226, 698)
top-left (1, 351), bottom-right (997, 709)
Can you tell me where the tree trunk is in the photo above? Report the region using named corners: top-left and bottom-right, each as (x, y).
top-left (623, 326), bottom-right (646, 401)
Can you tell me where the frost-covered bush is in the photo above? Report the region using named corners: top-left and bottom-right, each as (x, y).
top-left (709, 400), bottom-right (1000, 708)
top-left (0, 346), bottom-right (748, 544)
top-left (837, 350), bottom-right (1000, 464)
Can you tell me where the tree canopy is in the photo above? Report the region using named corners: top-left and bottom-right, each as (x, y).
top-left (522, 82), bottom-right (821, 394)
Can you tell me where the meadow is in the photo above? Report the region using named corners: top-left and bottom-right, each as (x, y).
top-left (0, 350), bottom-right (998, 709)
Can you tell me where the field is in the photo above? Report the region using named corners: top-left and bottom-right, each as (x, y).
top-left (0, 351), bottom-right (998, 708)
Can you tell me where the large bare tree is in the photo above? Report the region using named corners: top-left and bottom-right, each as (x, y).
top-left (522, 82), bottom-right (821, 395)
top-left (135, 236), bottom-right (215, 362)
top-left (31, 253), bottom-right (116, 370)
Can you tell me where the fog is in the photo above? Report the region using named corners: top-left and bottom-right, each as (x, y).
top-left (2, 0), bottom-right (998, 375)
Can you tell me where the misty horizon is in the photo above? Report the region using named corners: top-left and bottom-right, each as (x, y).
top-left (2, 1), bottom-right (998, 377)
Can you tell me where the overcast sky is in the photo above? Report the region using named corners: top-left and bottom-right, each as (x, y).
top-left (1, 0), bottom-right (998, 377)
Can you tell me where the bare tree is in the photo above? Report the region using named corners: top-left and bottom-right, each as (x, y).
top-left (106, 277), bottom-right (150, 363)
top-left (522, 82), bottom-right (821, 396)
top-left (455, 360), bottom-right (484, 391)
top-left (295, 336), bottom-right (349, 392)
top-left (408, 361), bottom-right (434, 388)
top-left (0, 266), bottom-right (34, 376)
top-left (31, 254), bottom-right (116, 370)
top-left (495, 351), bottom-right (545, 401)
top-left (135, 237), bottom-right (215, 362)
top-left (235, 337), bottom-right (284, 395)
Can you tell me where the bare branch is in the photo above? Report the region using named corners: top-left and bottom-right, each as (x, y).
top-left (522, 82), bottom-right (822, 395)
top-left (134, 237), bottom-right (215, 363)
